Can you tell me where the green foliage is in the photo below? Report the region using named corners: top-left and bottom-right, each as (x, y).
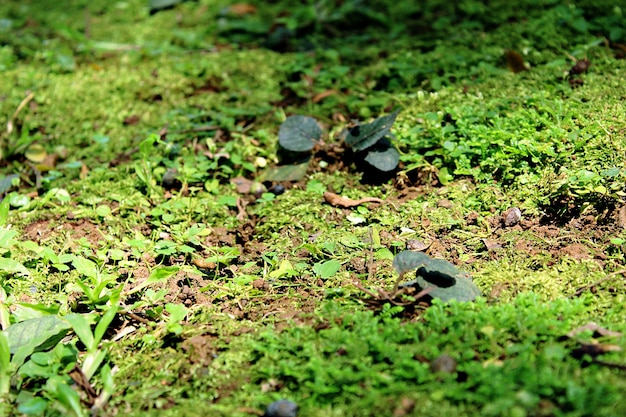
top-left (248, 296), bottom-right (623, 416)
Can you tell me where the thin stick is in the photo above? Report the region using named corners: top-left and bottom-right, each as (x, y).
top-left (568, 269), bottom-right (626, 298)
top-left (367, 227), bottom-right (374, 282)
top-left (7, 92), bottom-right (35, 135)
top-left (352, 280), bottom-right (380, 299)
top-left (121, 311), bottom-right (152, 325)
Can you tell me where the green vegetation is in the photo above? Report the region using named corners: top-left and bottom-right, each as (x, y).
top-left (1, 0), bottom-right (626, 416)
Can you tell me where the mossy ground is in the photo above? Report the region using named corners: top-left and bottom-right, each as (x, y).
top-left (1, 1), bottom-right (626, 416)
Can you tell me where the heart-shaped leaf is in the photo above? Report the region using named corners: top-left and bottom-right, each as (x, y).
top-left (279, 115), bottom-right (323, 152)
top-left (344, 109), bottom-right (400, 151)
top-left (393, 250), bottom-right (480, 302)
top-left (403, 274), bottom-right (481, 302)
top-left (363, 139), bottom-right (400, 172)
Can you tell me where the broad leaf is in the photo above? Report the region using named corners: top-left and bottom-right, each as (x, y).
top-left (393, 250), bottom-right (432, 275)
top-left (363, 139), bottom-right (400, 172)
top-left (393, 250), bottom-right (480, 302)
top-left (0, 258), bottom-right (30, 277)
top-left (402, 274), bottom-right (481, 302)
top-left (344, 109), bottom-right (400, 151)
top-left (313, 260), bottom-right (341, 279)
top-left (279, 115), bottom-right (322, 152)
top-left (72, 257), bottom-right (99, 280)
top-left (5, 315), bottom-right (78, 367)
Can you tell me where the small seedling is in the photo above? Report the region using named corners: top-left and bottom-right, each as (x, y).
top-left (270, 109), bottom-right (401, 182)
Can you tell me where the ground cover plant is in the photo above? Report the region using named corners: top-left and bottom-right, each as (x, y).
top-left (1, 0), bottom-right (626, 416)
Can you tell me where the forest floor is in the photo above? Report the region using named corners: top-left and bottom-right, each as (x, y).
top-left (1, 1), bottom-right (626, 416)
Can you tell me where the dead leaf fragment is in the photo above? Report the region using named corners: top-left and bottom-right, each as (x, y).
top-left (567, 322), bottom-right (622, 339)
top-left (617, 204), bottom-right (626, 228)
top-left (572, 342), bottom-right (621, 359)
top-left (323, 191), bottom-right (384, 208)
top-left (312, 89), bottom-right (338, 103)
top-left (393, 397), bottom-right (416, 417)
top-left (430, 354), bottom-right (457, 374)
top-left (123, 114), bottom-right (140, 125)
top-left (504, 50), bottom-right (528, 73)
top-left (406, 239), bottom-right (430, 251)
top-left (482, 238), bottom-right (502, 251)
top-left (231, 177), bottom-right (253, 194)
top-left (227, 3), bottom-right (257, 16)
top-left (569, 59), bottom-right (591, 75)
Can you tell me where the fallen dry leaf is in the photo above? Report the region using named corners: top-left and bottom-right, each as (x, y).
top-left (323, 191), bottom-right (384, 208)
top-left (312, 89), bottom-right (338, 103)
top-left (227, 3), bottom-right (257, 16)
top-left (504, 50), bottom-right (528, 73)
top-left (571, 342), bottom-right (621, 359)
top-left (567, 322), bottom-right (622, 339)
top-left (482, 238), bottom-right (502, 251)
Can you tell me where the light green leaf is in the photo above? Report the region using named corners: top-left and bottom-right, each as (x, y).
top-left (313, 260), bottom-right (342, 279)
top-left (56, 383), bottom-right (86, 417)
top-left (64, 314), bottom-right (95, 351)
top-left (5, 315), bottom-right (76, 367)
top-left (72, 257), bottom-right (99, 280)
top-left (0, 258), bottom-right (30, 276)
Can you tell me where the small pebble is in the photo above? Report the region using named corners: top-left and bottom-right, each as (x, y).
top-left (263, 400), bottom-right (298, 417)
top-left (161, 168), bottom-right (181, 190)
top-left (430, 354), bottom-right (457, 374)
top-left (406, 239), bottom-right (429, 251)
top-left (269, 184), bottom-right (286, 196)
top-left (503, 207), bottom-right (522, 227)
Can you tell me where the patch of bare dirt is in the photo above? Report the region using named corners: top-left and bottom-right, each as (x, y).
top-left (23, 217), bottom-right (105, 248)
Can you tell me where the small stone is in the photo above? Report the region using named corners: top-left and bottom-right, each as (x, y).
top-left (161, 168), bottom-right (181, 190)
top-left (252, 279), bottom-right (269, 291)
top-left (263, 400), bottom-right (298, 417)
top-left (406, 239), bottom-right (429, 251)
top-left (430, 354), bottom-right (457, 374)
top-left (269, 184), bottom-right (286, 195)
top-left (503, 207), bottom-right (522, 227)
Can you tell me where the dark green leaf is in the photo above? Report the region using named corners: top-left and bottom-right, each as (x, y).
top-left (0, 174), bottom-right (18, 196)
top-left (392, 250), bottom-right (432, 275)
top-left (345, 109), bottom-right (400, 151)
top-left (364, 141), bottom-right (400, 172)
top-left (149, 0), bottom-right (184, 15)
top-left (279, 116), bottom-right (322, 152)
top-left (405, 274), bottom-right (481, 302)
top-left (393, 250), bottom-right (480, 302)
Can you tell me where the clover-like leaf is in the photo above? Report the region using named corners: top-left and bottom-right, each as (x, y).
top-left (279, 115), bottom-right (323, 152)
top-left (344, 109), bottom-right (400, 152)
